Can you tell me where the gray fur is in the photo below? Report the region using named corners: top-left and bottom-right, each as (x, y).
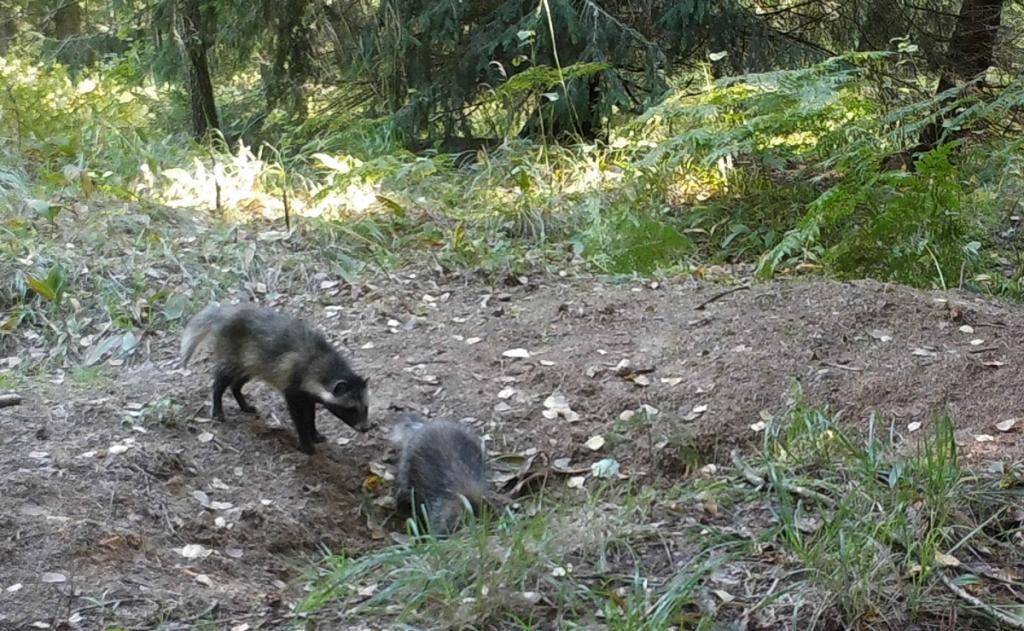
top-left (390, 414), bottom-right (488, 535)
top-left (180, 303), bottom-right (370, 453)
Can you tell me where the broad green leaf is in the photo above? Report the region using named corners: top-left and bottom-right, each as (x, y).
top-left (26, 276), bottom-right (57, 302)
top-left (163, 294), bottom-right (189, 321)
top-left (85, 335), bottom-right (123, 366)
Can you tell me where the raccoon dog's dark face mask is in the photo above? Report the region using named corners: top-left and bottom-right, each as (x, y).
top-left (322, 376), bottom-right (371, 432)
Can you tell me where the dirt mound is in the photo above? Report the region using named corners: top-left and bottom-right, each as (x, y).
top-left (2, 274), bottom-right (1023, 628)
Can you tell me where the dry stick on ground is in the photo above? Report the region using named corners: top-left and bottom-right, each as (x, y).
top-left (939, 572), bottom-right (1024, 629)
top-left (0, 393), bottom-right (22, 408)
top-left (730, 449), bottom-right (837, 509)
top-left (694, 284), bottom-right (752, 311)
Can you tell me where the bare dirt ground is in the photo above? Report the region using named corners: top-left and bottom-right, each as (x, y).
top-left (3, 271), bottom-right (1024, 629)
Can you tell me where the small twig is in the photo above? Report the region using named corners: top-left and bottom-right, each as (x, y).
top-left (732, 450), bottom-right (766, 488)
top-left (968, 347), bottom-right (999, 354)
top-left (972, 321), bottom-right (1007, 329)
top-left (695, 284), bottom-right (752, 311)
top-left (282, 184), bottom-right (291, 233)
top-left (822, 361), bottom-right (864, 372)
top-left (0, 393), bottom-right (22, 408)
top-left (940, 572), bottom-right (1024, 629)
top-left (73, 597), bottom-right (160, 615)
top-left (730, 449), bottom-right (836, 508)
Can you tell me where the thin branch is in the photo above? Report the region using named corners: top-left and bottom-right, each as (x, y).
top-left (694, 284), bottom-right (752, 311)
top-left (0, 393), bottom-right (22, 408)
top-left (939, 572), bottom-right (1024, 629)
top-left (730, 449), bottom-right (837, 508)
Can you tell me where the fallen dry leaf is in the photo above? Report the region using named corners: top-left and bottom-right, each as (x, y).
top-left (357, 583), bottom-right (378, 597)
top-left (996, 418), bottom-right (1018, 432)
top-left (908, 421), bottom-right (922, 432)
top-left (630, 374), bottom-right (651, 387)
top-left (197, 432), bottom-right (214, 443)
top-left (542, 392), bottom-right (580, 422)
top-left (683, 404), bottom-right (708, 421)
top-left (584, 435), bottom-right (605, 451)
top-left (869, 329), bottom-right (893, 342)
top-left (958, 325), bottom-right (975, 334)
top-left (178, 544), bottom-right (212, 560)
top-left (567, 476), bottom-right (586, 489)
top-left (502, 348), bottom-right (531, 359)
top-left (465, 337), bottom-right (483, 345)
top-left (982, 360), bottom-right (1006, 368)
top-left (39, 572), bottom-right (66, 584)
top-left (194, 574), bottom-right (213, 587)
top-left (591, 458), bottom-right (620, 479)
top-left (497, 386), bottom-right (516, 400)
top-left (934, 551), bottom-right (961, 567)
top-left (660, 377), bottom-right (684, 386)
top-left (974, 434), bottom-right (995, 442)
top-left (750, 421), bottom-right (766, 432)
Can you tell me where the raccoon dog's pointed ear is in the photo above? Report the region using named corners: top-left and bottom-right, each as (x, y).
top-left (332, 376), bottom-right (367, 396)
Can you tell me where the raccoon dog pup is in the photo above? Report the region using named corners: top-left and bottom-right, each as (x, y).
top-left (181, 304), bottom-right (370, 454)
top-left (390, 413), bottom-right (489, 535)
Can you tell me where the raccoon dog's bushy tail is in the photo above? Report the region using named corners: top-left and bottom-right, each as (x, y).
top-left (180, 303), bottom-right (231, 367)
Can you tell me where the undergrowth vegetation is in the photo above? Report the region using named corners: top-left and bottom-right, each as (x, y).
top-left (2, 48), bottom-right (1024, 368)
top-left (302, 396), bottom-right (1024, 629)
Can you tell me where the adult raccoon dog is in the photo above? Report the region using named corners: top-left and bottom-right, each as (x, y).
top-left (390, 413), bottom-right (488, 535)
top-left (181, 304), bottom-right (370, 454)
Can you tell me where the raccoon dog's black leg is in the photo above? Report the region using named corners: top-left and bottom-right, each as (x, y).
top-left (211, 367), bottom-right (233, 422)
top-left (310, 416), bottom-right (327, 443)
top-left (285, 391), bottom-right (318, 455)
top-left (231, 376), bottom-right (256, 413)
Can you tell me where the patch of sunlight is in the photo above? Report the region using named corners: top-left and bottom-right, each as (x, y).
top-left (666, 168), bottom-right (725, 205)
top-left (562, 158), bottom-right (624, 195)
top-left (309, 182), bottom-right (380, 216)
top-left (766, 130), bottom-right (819, 150)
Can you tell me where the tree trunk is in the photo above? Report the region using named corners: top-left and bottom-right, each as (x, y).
top-left (52, 1), bottom-right (82, 40)
top-left (268, 0), bottom-right (310, 118)
top-left (177, 0), bottom-right (219, 138)
top-left (917, 0), bottom-right (1004, 150)
top-left (0, 16), bottom-right (16, 54)
top-left (856, 0), bottom-right (900, 52)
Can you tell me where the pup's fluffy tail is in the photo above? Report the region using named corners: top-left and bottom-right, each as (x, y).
top-left (180, 303), bottom-right (229, 367)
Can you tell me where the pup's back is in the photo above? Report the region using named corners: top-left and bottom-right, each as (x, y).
top-left (392, 415), bottom-right (488, 535)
